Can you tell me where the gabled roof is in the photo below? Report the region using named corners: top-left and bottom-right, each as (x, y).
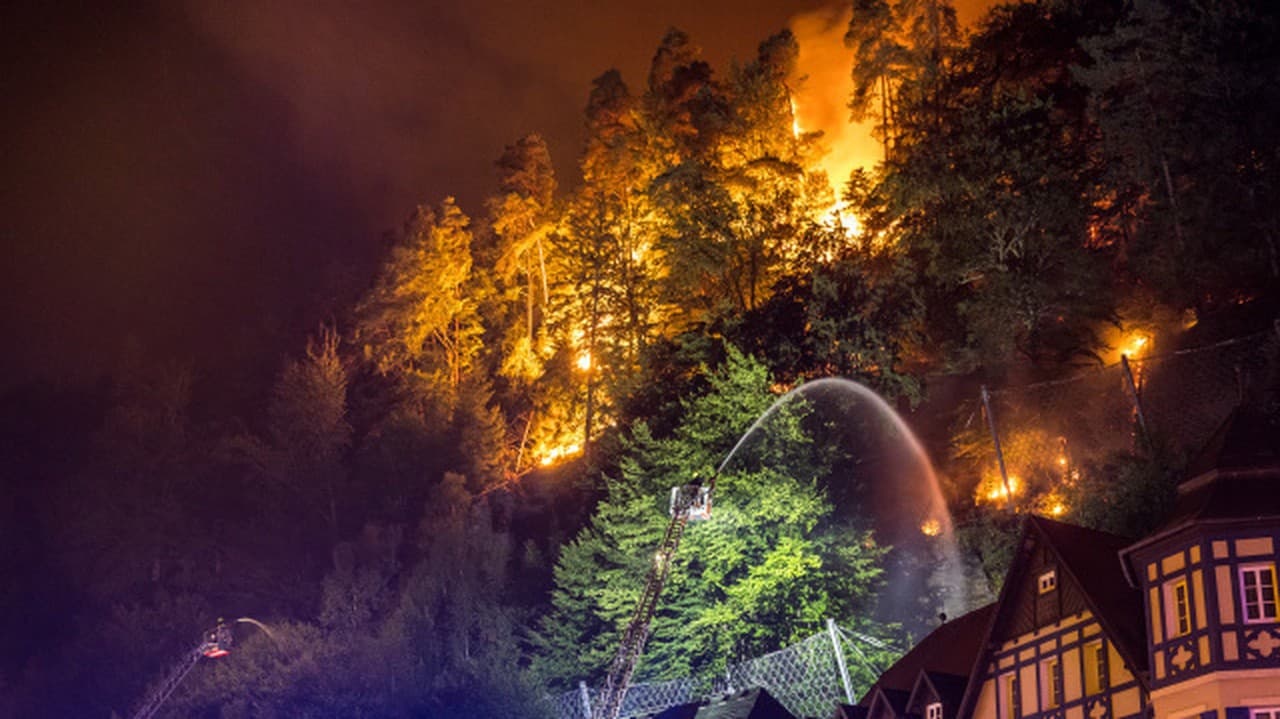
top-left (650, 688), bottom-right (796, 719)
top-left (1122, 404), bottom-right (1280, 574)
top-left (858, 603), bottom-right (996, 703)
top-left (906, 671), bottom-right (968, 714)
top-left (957, 516), bottom-right (1147, 719)
top-left (866, 687), bottom-right (910, 719)
top-left (832, 704), bottom-right (869, 719)
top-left (1034, 518), bottom-right (1146, 671)
top-left (1183, 403), bottom-right (1280, 480)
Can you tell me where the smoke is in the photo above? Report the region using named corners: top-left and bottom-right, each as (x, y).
top-left (787, 0), bottom-right (999, 199)
top-left (789, 4), bottom-right (879, 198)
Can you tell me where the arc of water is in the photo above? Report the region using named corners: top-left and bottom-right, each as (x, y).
top-left (234, 617), bottom-right (277, 643)
top-left (715, 377), bottom-right (968, 617)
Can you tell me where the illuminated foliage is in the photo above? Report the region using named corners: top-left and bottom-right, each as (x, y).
top-left (856, 0), bottom-right (1120, 370)
top-left (846, 0), bottom-right (961, 161)
top-left (356, 198), bottom-right (481, 391)
top-left (530, 347), bottom-right (887, 688)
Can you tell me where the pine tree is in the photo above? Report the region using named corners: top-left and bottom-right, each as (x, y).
top-left (531, 347), bottom-right (886, 687)
top-left (355, 198), bottom-right (481, 395)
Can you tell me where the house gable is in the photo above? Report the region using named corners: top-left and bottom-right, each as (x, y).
top-left (957, 517), bottom-right (1148, 719)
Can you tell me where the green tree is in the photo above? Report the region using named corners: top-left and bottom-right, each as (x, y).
top-left (856, 0), bottom-right (1119, 371)
top-left (1079, 0), bottom-right (1280, 311)
top-left (733, 233), bottom-right (925, 403)
top-left (531, 347), bottom-right (886, 687)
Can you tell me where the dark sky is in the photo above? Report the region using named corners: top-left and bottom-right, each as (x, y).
top-left (0, 0), bottom-right (990, 392)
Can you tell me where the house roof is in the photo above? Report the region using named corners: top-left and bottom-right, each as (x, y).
top-left (867, 687), bottom-right (910, 718)
top-left (649, 688), bottom-right (796, 719)
top-left (1123, 404), bottom-right (1280, 572)
top-left (1033, 517), bottom-right (1147, 673)
top-left (910, 671), bottom-right (968, 710)
top-left (1182, 403), bottom-right (1280, 479)
top-left (957, 516), bottom-right (1147, 719)
top-left (832, 704), bottom-right (868, 719)
top-left (857, 603), bottom-right (996, 704)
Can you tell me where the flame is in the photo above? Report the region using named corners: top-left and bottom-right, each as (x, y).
top-left (978, 473), bottom-right (1021, 504)
top-left (1122, 332), bottom-right (1149, 358)
top-left (920, 517), bottom-right (942, 536)
top-left (538, 443), bottom-right (582, 466)
top-left (788, 6), bottom-right (880, 203)
top-left (821, 200), bottom-right (862, 239)
top-left (1040, 492), bottom-right (1068, 517)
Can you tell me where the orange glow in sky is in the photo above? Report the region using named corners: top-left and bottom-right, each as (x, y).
top-left (789, 5), bottom-right (879, 203)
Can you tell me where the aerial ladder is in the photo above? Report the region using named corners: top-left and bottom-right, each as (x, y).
top-left (129, 619), bottom-right (234, 719)
top-left (592, 475), bottom-right (715, 719)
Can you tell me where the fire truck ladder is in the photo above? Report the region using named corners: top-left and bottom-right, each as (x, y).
top-left (130, 621), bottom-right (233, 719)
top-left (592, 478), bottom-right (713, 719)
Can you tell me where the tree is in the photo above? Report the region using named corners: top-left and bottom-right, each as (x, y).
top-left (846, 0), bottom-right (960, 161)
top-left (1079, 0), bottom-right (1280, 312)
top-left (733, 233), bottom-right (925, 403)
top-left (649, 31), bottom-right (827, 331)
top-left (555, 70), bottom-right (667, 456)
top-left (356, 198), bottom-right (480, 395)
top-left (266, 326), bottom-right (351, 539)
top-left (531, 347), bottom-right (887, 687)
top-left (853, 0), bottom-right (1120, 371)
top-left (487, 134), bottom-right (559, 387)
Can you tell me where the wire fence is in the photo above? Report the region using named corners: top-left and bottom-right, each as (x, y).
top-left (983, 326), bottom-right (1274, 470)
top-left (967, 327), bottom-right (1280, 504)
top-left (549, 622), bottom-right (890, 719)
top-left (549, 326), bottom-right (1280, 719)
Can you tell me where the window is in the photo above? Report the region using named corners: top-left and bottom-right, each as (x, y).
top-left (926, 702), bottom-right (943, 719)
top-left (1252, 709), bottom-right (1280, 719)
top-left (1040, 657), bottom-right (1062, 708)
top-left (1039, 570), bottom-right (1057, 594)
top-left (1083, 641), bottom-right (1105, 695)
top-left (1164, 579), bottom-right (1191, 636)
top-left (1240, 563), bottom-right (1279, 623)
top-left (1000, 673), bottom-right (1020, 719)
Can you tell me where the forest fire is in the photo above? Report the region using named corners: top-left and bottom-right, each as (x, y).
top-left (789, 4), bottom-right (879, 226)
top-left (1122, 332), bottom-right (1149, 358)
top-left (539, 443), bottom-right (582, 466)
top-left (977, 472), bottom-right (1022, 504)
top-left (5, 0), bottom-right (1276, 714)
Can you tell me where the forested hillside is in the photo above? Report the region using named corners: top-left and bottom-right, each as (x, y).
top-left (2, 0), bottom-right (1277, 716)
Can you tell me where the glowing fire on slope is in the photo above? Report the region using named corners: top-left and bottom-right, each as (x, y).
top-left (789, 5), bottom-right (880, 241)
top-left (977, 472), bottom-right (1022, 504)
top-left (1122, 332), bottom-right (1149, 358)
top-left (539, 443), bottom-right (582, 467)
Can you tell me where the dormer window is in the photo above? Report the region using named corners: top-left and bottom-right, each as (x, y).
top-left (1240, 563), bottom-right (1278, 623)
top-left (926, 701), bottom-right (943, 719)
top-left (1038, 569), bottom-right (1057, 594)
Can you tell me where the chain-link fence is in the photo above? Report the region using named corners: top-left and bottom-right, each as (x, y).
top-left (549, 622), bottom-right (891, 719)
top-left (549, 328), bottom-right (1280, 719)
top-left (967, 327), bottom-right (1280, 504)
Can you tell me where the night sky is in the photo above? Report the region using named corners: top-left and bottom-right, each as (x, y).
top-left (0, 0), bottom-right (992, 392)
